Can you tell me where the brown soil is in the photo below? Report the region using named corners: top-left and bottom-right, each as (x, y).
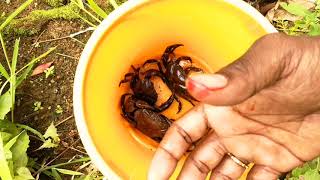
top-left (0, 0), bottom-right (102, 179)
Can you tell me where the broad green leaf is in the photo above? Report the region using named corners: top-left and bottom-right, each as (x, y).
top-left (3, 131), bottom-right (23, 161)
top-left (1, 132), bottom-right (12, 144)
top-left (0, 91), bottom-right (12, 120)
top-left (0, 133), bottom-right (13, 180)
top-left (38, 139), bottom-right (58, 149)
top-left (303, 169), bottom-right (320, 180)
top-left (54, 168), bottom-right (83, 176)
top-left (14, 167), bottom-right (34, 180)
top-left (0, 120), bottom-right (19, 135)
top-left (309, 24), bottom-right (320, 36)
top-left (280, 2), bottom-right (311, 17)
top-left (43, 122), bottom-right (59, 142)
top-left (0, 0), bottom-right (34, 31)
top-left (51, 168), bottom-right (62, 180)
top-left (87, 0), bottom-right (107, 18)
top-left (4, 131), bottom-right (23, 150)
top-left (11, 131), bottom-right (29, 169)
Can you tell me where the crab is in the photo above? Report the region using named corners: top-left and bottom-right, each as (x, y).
top-left (142, 44), bottom-right (203, 112)
top-left (120, 94), bottom-right (172, 142)
top-left (119, 65), bottom-right (174, 112)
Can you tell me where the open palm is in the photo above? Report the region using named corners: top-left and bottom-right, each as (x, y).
top-left (148, 33), bottom-right (320, 179)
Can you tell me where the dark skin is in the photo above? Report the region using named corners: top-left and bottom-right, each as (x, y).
top-left (148, 33), bottom-right (320, 179)
top-left (143, 44), bottom-right (203, 113)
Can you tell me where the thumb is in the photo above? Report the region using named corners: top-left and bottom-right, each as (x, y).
top-left (187, 33), bottom-right (292, 106)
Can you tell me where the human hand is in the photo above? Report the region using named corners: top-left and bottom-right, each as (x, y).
top-left (148, 33), bottom-right (320, 180)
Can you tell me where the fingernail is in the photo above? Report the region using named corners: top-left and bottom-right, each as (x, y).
top-left (187, 74), bottom-right (228, 99)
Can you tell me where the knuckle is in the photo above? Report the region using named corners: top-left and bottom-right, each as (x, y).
top-left (211, 172), bottom-right (232, 180)
top-left (209, 139), bottom-right (227, 157)
top-left (172, 123), bottom-right (193, 144)
top-left (189, 156), bottom-right (211, 174)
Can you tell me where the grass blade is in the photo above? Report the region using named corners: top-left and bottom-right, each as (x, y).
top-left (16, 61), bottom-right (35, 87)
top-left (73, 0), bottom-right (102, 23)
top-left (54, 168), bottom-right (83, 176)
top-left (0, 33), bottom-right (11, 74)
top-left (10, 39), bottom-right (19, 122)
top-left (42, 157), bottom-right (91, 171)
top-left (51, 168), bottom-right (62, 180)
top-left (0, 47), bottom-right (56, 95)
top-left (72, 12), bottom-right (97, 28)
top-left (87, 0), bottom-right (108, 18)
top-left (109, 0), bottom-right (118, 9)
top-left (16, 124), bottom-right (45, 142)
top-left (0, 64), bottom-right (9, 80)
top-left (16, 47), bottom-right (56, 75)
top-left (73, 0), bottom-right (84, 9)
top-left (0, 0), bottom-right (34, 31)
top-left (8, 39), bottom-right (19, 122)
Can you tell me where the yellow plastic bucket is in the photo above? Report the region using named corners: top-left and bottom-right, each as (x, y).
top-left (73, 0), bottom-right (277, 179)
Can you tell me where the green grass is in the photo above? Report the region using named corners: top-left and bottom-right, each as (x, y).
top-left (0, 0), bottom-right (128, 179)
top-left (272, 1), bottom-right (320, 36)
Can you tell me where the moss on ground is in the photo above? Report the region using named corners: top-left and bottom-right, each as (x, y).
top-left (3, 1), bottom-right (80, 36)
top-left (43, 0), bottom-right (66, 7)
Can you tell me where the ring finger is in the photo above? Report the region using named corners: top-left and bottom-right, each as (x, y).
top-left (210, 155), bottom-right (248, 180)
top-left (178, 131), bottom-right (231, 179)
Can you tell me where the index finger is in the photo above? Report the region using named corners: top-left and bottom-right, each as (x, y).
top-left (148, 104), bottom-right (210, 180)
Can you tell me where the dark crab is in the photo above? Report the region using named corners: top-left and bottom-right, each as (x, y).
top-left (143, 44), bottom-right (203, 112)
top-left (119, 65), bottom-right (174, 112)
top-left (120, 94), bottom-right (172, 142)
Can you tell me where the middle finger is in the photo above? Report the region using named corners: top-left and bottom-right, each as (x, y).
top-left (178, 131), bottom-right (228, 179)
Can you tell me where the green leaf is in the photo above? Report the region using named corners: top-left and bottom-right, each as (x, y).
top-left (0, 33), bottom-right (10, 73)
top-left (38, 139), bottom-right (58, 149)
top-left (309, 24), bottom-right (320, 36)
top-left (10, 39), bottom-right (19, 122)
top-left (0, 120), bottom-right (19, 136)
top-left (16, 124), bottom-right (45, 142)
top-left (14, 167), bottom-right (34, 180)
top-left (280, 2), bottom-right (311, 17)
top-left (0, 0), bottom-right (34, 31)
top-left (54, 168), bottom-right (83, 176)
top-left (0, 91), bottom-right (12, 120)
top-left (16, 47), bottom-right (56, 76)
top-left (4, 131), bottom-right (23, 150)
top-left (0, 63), bottom-right (9, 80)
top-left (303, 169), bottom-right (320, 180)
top-left (87, 0), bottom-right (107, 18)
top-left (43, 122), bottom-right (59, 142)
top-left (11, 131), bottom-right (29, 169)
top-left (16, 62), bottom-right (34, 87)
top-left (0, 133), bottom-right (13, 180)
top-left (1, 132), bottom-right (12, 144)
top-left (109, 0), bottom-right (119, 9)
top-left (73, 0), bottom-right (84, 8)
top-left (51, 168), bottom-right (62, 180)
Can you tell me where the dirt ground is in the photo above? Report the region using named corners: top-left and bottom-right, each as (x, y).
top-left (0, 0), bottom-right (96, 178)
